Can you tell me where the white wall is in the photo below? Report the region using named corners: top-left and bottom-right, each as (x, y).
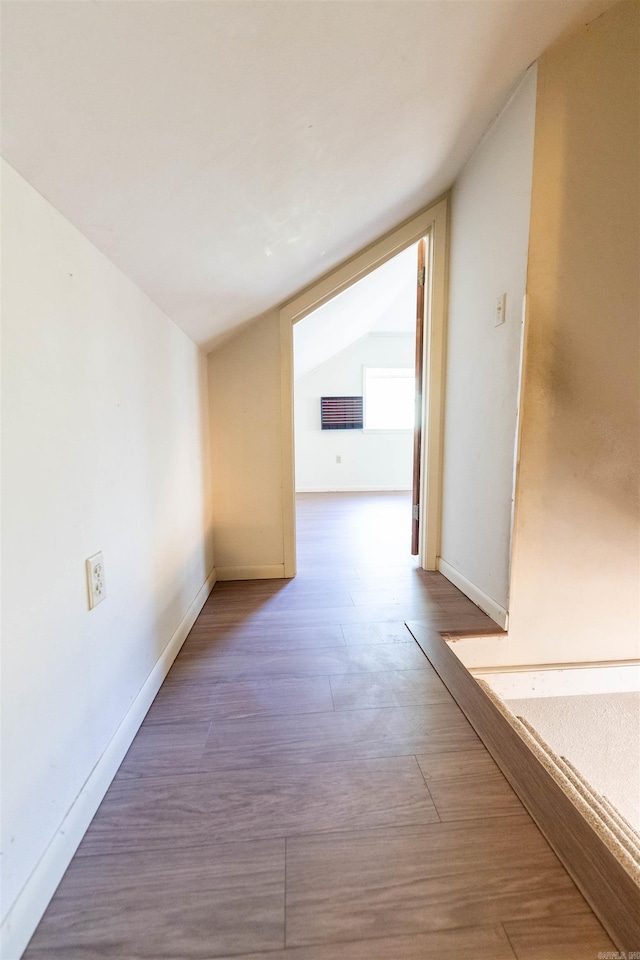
top-left (294, 333), bottom-right (414, 492)
top-left (1, 160), bottom-right (214, 958)
top-left (439, 66), bottom-right (537, 622)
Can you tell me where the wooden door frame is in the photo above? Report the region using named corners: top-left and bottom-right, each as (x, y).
top-left (279, 195), bottom-right (449, 577)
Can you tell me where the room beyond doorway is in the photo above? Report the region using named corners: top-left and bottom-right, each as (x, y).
top-left (292, 242), bottom-right (421, 569)
top-left (293, 243), bottom-right (419, 497)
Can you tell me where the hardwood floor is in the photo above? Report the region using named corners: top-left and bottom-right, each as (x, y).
top-left (24, 492), bottom-right (615, 959)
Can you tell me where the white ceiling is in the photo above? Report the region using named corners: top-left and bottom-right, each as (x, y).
top-left (1, 0), bottom-right (614, 350)
top-left (294, 243), bottom-right (417, 379)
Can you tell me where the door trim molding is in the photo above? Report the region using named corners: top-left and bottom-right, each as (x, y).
top-left (279, 196), bottom-right (449, 576)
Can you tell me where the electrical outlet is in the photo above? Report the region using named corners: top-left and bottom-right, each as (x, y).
top-left (336, 455), bottom-right (342, 464)
top-left (86, 552), bottom-right (106, 609)
top-left (495, 293), bottom-right (506, 326)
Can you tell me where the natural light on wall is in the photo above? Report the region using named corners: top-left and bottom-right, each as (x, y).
top-left (364, 367), bottom-right (415, 430)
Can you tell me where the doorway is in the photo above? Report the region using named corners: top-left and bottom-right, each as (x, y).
top-left (293, 243), bottom-right (419, 493)
top-left (279, 198), bottom-right (449, 578)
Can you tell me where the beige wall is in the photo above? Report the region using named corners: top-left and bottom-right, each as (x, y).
top-left (1, 161), bottom-right (214, 957)
top-left (208, 310), bottom-right (285, 579)
top-left (454, 0), bottom-right (640, 668)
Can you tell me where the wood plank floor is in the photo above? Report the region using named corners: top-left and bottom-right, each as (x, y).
top-left (24, 492), bottom-right (615, 959)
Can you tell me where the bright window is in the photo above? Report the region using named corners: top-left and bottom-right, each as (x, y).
top-left (364, 367), bottom-right (415, 430)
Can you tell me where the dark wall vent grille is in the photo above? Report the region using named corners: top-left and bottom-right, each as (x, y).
top-left (320, 396), bottom-right (363, 430)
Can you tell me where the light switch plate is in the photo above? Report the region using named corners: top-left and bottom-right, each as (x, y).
top-left (86, 552), bottom-right (106, 609)
top-left (495, 293), bottom-right (506, 325)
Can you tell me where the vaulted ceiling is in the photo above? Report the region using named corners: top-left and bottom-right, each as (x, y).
top-left (294, 243), bottom-right (418, 379)
top-left (1, 0), bottom-right (614, 350)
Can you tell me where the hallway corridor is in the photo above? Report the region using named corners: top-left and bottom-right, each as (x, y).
top-left (25, 493), bottom-right (614, 958)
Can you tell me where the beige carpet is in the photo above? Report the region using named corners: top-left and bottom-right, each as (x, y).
top-left (506, 692), bottom-right (640, 832)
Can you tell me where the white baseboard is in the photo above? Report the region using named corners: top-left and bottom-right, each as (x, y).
top-left (295, 486), bottom-right (412, 493)
top-left (437, 557), bottom-right (508, 630)
top-left (215, 564), bottom-right (285, 581)
top-left (1, 567), bottom-right (216, 960)
top-left (474, 662), bottom-right (640, 700)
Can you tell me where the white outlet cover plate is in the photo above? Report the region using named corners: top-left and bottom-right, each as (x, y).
top-left (86, 551), bottom-right (106, 609)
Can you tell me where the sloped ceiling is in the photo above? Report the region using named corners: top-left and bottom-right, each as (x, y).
top-left (294, 243), bottom-right (417, 379)
top-left (0, 0), bottom-right (615, 349)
